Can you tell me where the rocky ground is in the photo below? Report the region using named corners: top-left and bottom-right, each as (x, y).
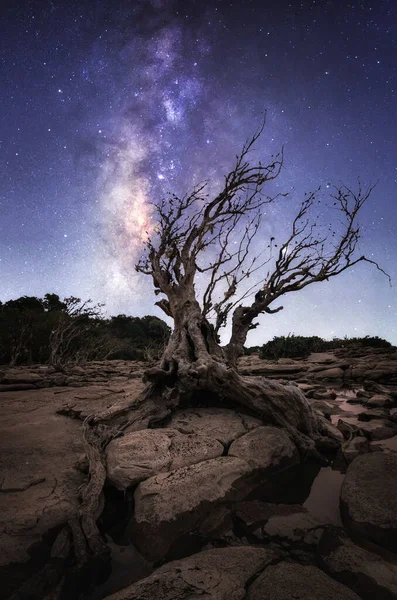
top-left (1, 347), bottom-right (397, 599)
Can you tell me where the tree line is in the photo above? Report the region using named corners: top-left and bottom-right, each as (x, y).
top-left (0, 293), bottom-right (171, 367)
top-left (246, 333), bottom-right (394, 360)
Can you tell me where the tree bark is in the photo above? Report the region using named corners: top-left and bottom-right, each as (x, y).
top-left (99, 294), bottom-right (330, 457)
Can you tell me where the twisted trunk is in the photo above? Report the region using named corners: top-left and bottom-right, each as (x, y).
top-left (139, 291), bottom-right (326, 456)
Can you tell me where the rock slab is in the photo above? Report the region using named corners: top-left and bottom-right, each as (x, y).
top-left (228, 426), bottom-right (299, 472)
top-left (103, 546), bottom-right (279, 600)
top-left (247, 561), bottom-right (361, 599)
top-left (165, 407), bottom-right (261, 445)
top-left (132, 456), bottom-right (252, 560)
top-left (340, 452), bottom-right (397, 552)
top-left (106, 429), bottom-right (224, 490)
top-left (317, 526), bottom-right (397, 600)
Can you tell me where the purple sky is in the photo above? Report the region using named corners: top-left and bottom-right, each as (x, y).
top-left (1, 0), bottom-right (396, 344)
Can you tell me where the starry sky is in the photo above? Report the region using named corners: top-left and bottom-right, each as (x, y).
top-left (1, 0), bottom-right (396, 345)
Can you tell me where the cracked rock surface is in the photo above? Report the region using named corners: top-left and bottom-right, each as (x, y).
top-left (0, 379), bottom-right (145, 568)
top-left (103, 546), bottom-right (281, 600)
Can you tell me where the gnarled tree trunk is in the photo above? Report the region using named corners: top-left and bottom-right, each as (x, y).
top-left (92, 291), bottom-right (329, 458)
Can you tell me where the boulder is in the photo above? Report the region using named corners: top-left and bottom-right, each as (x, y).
top-left (340, 453), bottom-right (397, 552)
top-left (228, 426), bottom-right (299, 472)
top-left (131, 456), bottom-right (252, 560)
top-left (165, 407), bottom-right (261, 445)
top-left (318, 418), bottom-right (344, 442)
top-left (247, 562), bottom-right (361, 600)
top-left (311, 367), bottom-right (345, 381)
top-left (297, 383), bottom-right (318, 395)
top-left (317, 526), bottom-right (397, 600)
top-left (357, 408), bottom-right (390, 421)
top-left (366, 394), bottom-right (394, 408)
top-left (337, 419), bottom-right (359, 439)
top-left (357, 419), bottom-right (397, 440)
top-left (364, 382), bottom-right (397, 400)
top-left (312, 390), bottom-right (337, 400)
top-left (355, 389), bottom-right (372, 400)
top-left (106, 429), bottom-right (224, 490)
top-left (363, 367), bottom-right (397, 384)
top-left (1, 371), bottom-right (42, 384)
top-left (308, 400), bottom-right (339, 417)
top-left (346, 395), bottom-right (366, 404)
top-left (103, 546), bottom-right (279, 600)
top-left (343, 436), bottom-right (370, 464)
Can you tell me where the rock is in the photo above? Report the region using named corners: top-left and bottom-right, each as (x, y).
top-left (237, 502), bottom-right (326, 547)
top-left (366, 394), bottom-right (394, 408)
top-left (1, 474), bottom-right (46, 492)
top-left (308, 352), bottom-right (339, 364)
top-left (390, 409), bottom-right (397, 424)
top-left (357, 408), bottom-right (389, 421)
top-left (297, 383), bottom-right (318, 394)
top-left (315, 435), bottom-right (341, 452)
top-left (239, 363), bottom-right (307, 377)
top-left (106, 429), bottom-right (224, 490)
top-left (311, 367), bottom-right (345, 381)
top-left (166, 407), bottom-right (261, 445)
top-left (343, 436), bottom-right (370, 463)
top-left (246, 562), bottom-right (361, 600)
top-left (1, 372), bottom-right (42, 384)
top-left (307, 363), bottom-right (348, 374)
top-left (131, 456), bottom-right (252, 560)
top-left (356, 389), bottom-right (372, 400)
top-left (319, 418), bottom-right (344, 442)
top-left (340, 452), bottom-right (397, 552)
top-left (0, 383), bottom-right (38, 392)
top-left (228, 426), bottom-right (299, 472)
top-left (364, 382), bottom-right (397, 400)
top-left (363, 366), bottom-right (397, 384)
top-left (103, 546), bottom-right (279, 600)
top-left (308, 400), bottom-right (339, 417)
top-left (337, 419), bottom-right (359, 439)
top-left (357, 419), bottom-right (397, 441)
top-left (317, 526), bottom-right (397, 600)
top-left (346, 395), bottom-right (366, 404)
top-left (312, 390), bottom-right (337, 400)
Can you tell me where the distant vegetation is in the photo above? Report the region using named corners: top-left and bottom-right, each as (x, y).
top-left (1, 295), bottom-right (393, 368)
top-left (0, 294), bottom-right (171, 367)
top-left (254, 334), bottom-right (394, 360)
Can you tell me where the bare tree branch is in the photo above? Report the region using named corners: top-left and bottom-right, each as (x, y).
top-left (135, 115), bottom-right (390, 364)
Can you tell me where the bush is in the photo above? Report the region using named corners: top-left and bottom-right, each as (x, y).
top-left (259, 335), bottom-right (325, 359)
top-left (258, 334), bottom-right (393, 360)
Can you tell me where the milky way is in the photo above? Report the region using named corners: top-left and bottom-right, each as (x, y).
top-left (1, 0), bottom-right (396, 344)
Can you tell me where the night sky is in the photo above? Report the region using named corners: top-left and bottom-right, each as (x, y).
top-left (1, 0), bottom-right (396, 345)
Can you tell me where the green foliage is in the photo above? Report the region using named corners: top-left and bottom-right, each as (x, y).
top-left (243, 346), bottom-right (262, 356)
top-left (259, 335), bottom-right (324, 359)
top-left (107, 314), bottom-right (171, 360)
top-left (258, 334), bottom-right (393, 360)
top-left (0, 293), bottom-right (171, 366)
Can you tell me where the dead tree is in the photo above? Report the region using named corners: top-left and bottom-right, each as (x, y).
top-left (87, 115), bottom-right (390, 454)
top-left (54, 117), bottom-right (390, 582)
top-left (128, 117), bottom-right (389, 448)
top-left (48, 297), bottom-right (104, 370)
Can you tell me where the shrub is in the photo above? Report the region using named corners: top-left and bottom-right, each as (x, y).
top-left (258, 334), bottom-right (393, 360)
top-left (259, 334), bottom-right (325, 359)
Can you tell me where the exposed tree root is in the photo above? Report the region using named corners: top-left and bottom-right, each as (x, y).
top-left (12, 352), bottom-right (339, 599)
